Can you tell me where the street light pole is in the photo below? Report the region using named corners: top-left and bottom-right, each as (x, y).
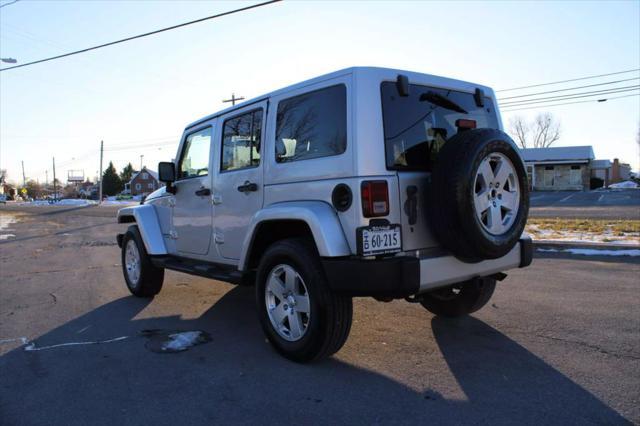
top-left (99, 140), bottom-right (104, 204)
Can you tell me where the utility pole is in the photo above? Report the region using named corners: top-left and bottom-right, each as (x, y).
top-left (52, 157), bottom-right (57, 202)
top-left (45, 170), bottom-right (48, 187)
top-left (98, 140), bottom-right (104, 204)
top-left (222, 93), bottom-right (245, 106)
top-left (140, 154), bottom-right (144, 171)
top-left (21, 160), bottom-right (26, 188)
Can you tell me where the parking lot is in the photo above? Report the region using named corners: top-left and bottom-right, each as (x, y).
top-left (530, 188), bottom-right (640, 219)
top-left (0, 205), bottom-right (639, 425)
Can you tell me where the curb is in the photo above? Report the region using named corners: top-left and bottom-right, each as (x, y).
top-left (533, 240), bottom-right (640, 250)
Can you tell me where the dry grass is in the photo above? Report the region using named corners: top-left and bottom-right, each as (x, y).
top-left (526, 218), bottom-right (640, 234)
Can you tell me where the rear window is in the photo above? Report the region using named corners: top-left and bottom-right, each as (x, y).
top-left (275, 84), bottom-right (347, 163)
top-left (381, 82), bottom-right (498, 171)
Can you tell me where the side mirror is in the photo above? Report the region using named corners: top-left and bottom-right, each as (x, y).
top-left (158, 162), bottom-right (175, 183)
top-left (158, 162), bottom-right (177, 194)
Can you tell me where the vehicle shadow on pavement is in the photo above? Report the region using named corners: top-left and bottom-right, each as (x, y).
top-left (431, 316), bottom-right (630, 424)
top-left (0, 287), bottom-right (630, 425)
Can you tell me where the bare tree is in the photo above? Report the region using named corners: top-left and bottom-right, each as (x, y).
top-left (508, 116), bottom-right (529, 149)
top-left (508, 113), bottom-right (561, 148)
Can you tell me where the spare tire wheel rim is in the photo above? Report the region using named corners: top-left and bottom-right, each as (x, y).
top-left (473, 152), bottom-right (520, 235)
top-left (265, 264), bottom-right (311, 342)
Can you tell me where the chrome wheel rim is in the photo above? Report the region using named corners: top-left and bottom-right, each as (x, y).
top-left (265, 264), bottom-right (311, 342)
top-left (473, 152), bottom-right (520, 235)
top-left (125, 239), bottom-right (141, 287)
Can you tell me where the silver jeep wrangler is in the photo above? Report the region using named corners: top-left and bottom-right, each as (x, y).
top-left (116, 67), bottom-right (532, 362)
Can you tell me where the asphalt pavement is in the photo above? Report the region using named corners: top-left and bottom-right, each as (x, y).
top-left (529, 189), bottom-right (640, 219)
top-left (0, 205), bottom-right (638, 425)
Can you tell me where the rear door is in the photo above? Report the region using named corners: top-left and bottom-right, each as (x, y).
top-left (173, 125), bottom-right (214, 255)
top-left (380, 82), bottom-right (500, 251)
top-left (213, 102), bottom-right (266, 260)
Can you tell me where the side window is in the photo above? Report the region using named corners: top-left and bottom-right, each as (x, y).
top-left (221, 110), bottom-right (262, 171)
top-left (178, 127), bottom-right (212, 179)
top-left (275, 84), bottom-right (346, 163)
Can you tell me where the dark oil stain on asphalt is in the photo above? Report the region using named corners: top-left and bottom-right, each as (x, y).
top-left (139, 329), bottom-right (212, 354)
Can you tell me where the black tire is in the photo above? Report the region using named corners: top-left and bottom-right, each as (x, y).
top-left (420, 278), bottom-right (496, 318)
top-left (255, 238), bottom-right (353, 363)
top-left (427, 128), bottom-right (529, 263)
top-left (121, 225), bottom-right (164, 297)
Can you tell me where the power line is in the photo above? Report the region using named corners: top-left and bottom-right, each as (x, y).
top-left (499, 85), bottom-right (640, 106)
top-left (497, 77), bottom-right (640, 100)
top-left (0, 0), bottom-right (282, 72)
top-left (501, 93), bottom-right (640, 112)
top-left (104, 141), bottom-right (177, 152)
top-left (0, 0), bottom-right (20, 9)
top-left (496, 68), bottom-right (640, 92)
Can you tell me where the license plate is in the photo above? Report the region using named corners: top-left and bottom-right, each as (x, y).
top-left (357, 224), bottom-right (402, 256)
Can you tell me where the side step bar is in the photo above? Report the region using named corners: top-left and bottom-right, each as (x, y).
top-left (150, 255), bottom-right (244, 285)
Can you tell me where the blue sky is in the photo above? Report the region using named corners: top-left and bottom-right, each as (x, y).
top-left (1, 0), bottom-right (639, 184)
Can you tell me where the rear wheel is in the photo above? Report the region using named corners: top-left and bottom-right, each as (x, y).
top-left (419, 278), bottom-right (496, 317)
top-left (121, 225), bottom-right (164, 297)
top-left (256, 238), bottom-right (353, 362)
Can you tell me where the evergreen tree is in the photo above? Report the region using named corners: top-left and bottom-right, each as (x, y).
top-left (119, 162), bottom-right (135, 183)
top-left (102, 162), bottom-right (123, 196)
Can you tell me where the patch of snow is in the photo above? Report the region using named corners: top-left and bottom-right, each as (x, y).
top-left (15, 199), bottom-right (96, 207)
top-left (537, 248), bottom-right (640, 257)
top-left (0, 214), bottom-right (17, 240)
top-left (161, 331), bottom-right (209, 352)
top-left (608, 181), bottom-right (639, 189)
top-left (56, 199), bottom-right (97, 206)
top-left (100, 200), bottom-right (138, 206)
top-left (0, 214), bottom-right (17, 231)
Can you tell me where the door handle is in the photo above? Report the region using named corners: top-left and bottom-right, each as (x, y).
top-left (195, 187), bottom-right (211, 197)
top-left (237, 181), bottom-right (258, 193)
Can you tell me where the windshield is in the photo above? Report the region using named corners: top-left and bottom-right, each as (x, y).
top-left (381, 82), bottom-right (499, 171)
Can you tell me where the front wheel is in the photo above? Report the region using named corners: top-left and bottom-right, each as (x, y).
top-left (121, 225), bottom-right (164, 297)
top-left (256, 238), bottom-right (353, 362)
top-left (419, 278), bottom-right (496, 318)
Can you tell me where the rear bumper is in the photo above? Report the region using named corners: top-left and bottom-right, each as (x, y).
top-left (322, 237), bottom-right (532, 298)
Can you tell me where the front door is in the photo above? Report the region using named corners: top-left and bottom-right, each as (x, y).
top-left (173, 126), bottom-right (213, 255)
top-left (213, 103), bottom-right (266, 260)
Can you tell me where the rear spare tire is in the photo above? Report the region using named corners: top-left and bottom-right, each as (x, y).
top-left (427, 128), bottom-right (529, 263)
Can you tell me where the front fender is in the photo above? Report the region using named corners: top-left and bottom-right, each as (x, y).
top-left (238, 201), bottom-right (351, 271)
top-left (117, 205), bottom-right (167, 255)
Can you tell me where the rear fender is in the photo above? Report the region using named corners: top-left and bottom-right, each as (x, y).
top-left (239, 201), bottom-right (351, 271)
top-left (117, 205), bottom-right (167, 255)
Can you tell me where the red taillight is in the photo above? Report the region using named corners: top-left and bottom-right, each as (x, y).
top-left (361, 180), bottom-right (389, 217)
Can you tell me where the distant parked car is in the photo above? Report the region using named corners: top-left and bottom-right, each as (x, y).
top-left (0, 194), bottom-right (6, 204)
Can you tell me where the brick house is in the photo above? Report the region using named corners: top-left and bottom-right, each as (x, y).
top-left (125, 167), bottom-right (161, 196)
top-left (611, 158), bottom-right (632, 183)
